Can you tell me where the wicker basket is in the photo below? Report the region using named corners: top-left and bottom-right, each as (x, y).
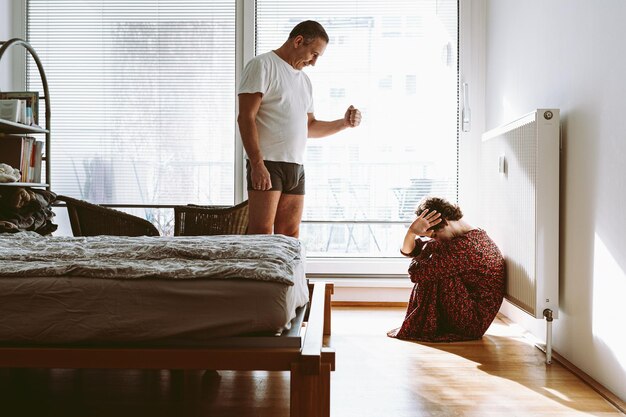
top-left (174, 200), bottom-right (249, 236)
top-left (56, 195), bottom-right (159, 237)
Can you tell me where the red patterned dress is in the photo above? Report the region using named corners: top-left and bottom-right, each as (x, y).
top-left (388, 229), bottom-right (505, 342)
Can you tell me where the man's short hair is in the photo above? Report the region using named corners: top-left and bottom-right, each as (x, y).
top-left (289, 20), bottom-right (329, 44)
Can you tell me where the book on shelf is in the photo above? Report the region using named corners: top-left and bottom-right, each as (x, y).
top-left (32, 140), bottom-right (43, 183)
top-left (0, 99), bottom-right (21, 123)
top-left (0, 91), bottom-right (39, 125)
top-left (0, 134), bottom-right (44, 183)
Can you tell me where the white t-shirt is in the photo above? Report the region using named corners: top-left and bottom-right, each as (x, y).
top-left (238, 51), bottom-right (314, 164)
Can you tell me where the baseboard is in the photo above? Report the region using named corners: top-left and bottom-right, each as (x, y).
top-left (547, 349), bottom-right (626, 414)
top-left (332, 301), bottom-right (407, 307)
top-left (497, 314), bottom-right (626, 414)
top-left (307, 277), bottom-right (413, 303)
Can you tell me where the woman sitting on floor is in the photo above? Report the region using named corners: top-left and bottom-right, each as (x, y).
top-left (388, 197), bottom-right (505, 342)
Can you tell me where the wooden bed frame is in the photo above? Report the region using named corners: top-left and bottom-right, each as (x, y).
top-left (0, 281), bottom-right (334, 417)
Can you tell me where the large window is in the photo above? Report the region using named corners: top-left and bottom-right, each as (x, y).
top-left (27, 1), bottom-right (237, 209)
top-left (256, 0), bottom-right (459, 257)
top-left (27, 1), bottom-right (458, 257)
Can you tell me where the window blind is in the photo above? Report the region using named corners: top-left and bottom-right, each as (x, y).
top-left (256, 0), bottom-right (458, 256)
top-left (27, 0), bottom-right (236, 205)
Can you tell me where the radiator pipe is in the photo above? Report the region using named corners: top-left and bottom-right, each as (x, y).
top-left (543, 309), bottom-right (553, 364)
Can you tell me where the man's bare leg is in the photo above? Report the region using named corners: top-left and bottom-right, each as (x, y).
top-left (247, 190), bottom-right (281, 234)
top-left (274, 194), bottom-right (304, 238)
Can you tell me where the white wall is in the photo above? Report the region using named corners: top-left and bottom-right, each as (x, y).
top-left (0, 0), bottom-right (12, 89)
top-left (484, 0), bottom-right (626, 402)
top-left (0, 0), bottom-right (25, 91)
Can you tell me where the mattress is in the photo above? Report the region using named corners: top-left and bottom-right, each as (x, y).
top-left (0, 233), bottom-right (309, 345)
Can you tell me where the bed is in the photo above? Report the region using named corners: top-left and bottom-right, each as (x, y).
top-left (0, 232), bottom-right (334, 417)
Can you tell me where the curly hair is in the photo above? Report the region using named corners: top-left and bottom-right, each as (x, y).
top-left (288, 20), bottom-right (329, 44)
top-left (415, 196), bottom-right (463, 230)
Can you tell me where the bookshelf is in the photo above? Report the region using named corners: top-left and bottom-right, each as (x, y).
top-left (0, 119), bottom-right (49, 135)
top-left (0, 38), bottom-right (50, 190)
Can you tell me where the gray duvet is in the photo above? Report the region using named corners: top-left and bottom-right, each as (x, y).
top-left (0, 232), bottom-right (302, 285)
top-left (0, 233), bottom-right (308, 344)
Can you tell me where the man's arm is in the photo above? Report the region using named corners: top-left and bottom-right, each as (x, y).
top-left (308, 105), bottom-right (361, 138)
top-left (237, 92), bottom-right (272, 190)
top-left (237, 93), bottom-right (263, 163)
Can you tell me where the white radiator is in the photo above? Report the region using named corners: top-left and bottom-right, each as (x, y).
top-left (480, 109), bottom-right (560, 320)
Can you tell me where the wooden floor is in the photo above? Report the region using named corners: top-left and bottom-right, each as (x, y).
top-left (0, 307), bottom-right (622, 417)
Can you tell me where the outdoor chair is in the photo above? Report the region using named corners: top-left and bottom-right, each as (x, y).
top-left (56, 195), bottom-right (160, 237)
top-left (173, 200), bottom-right (249, 236)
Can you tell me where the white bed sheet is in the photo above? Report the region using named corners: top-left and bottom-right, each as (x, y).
top-left (0, 258), bottom-right (308, 346)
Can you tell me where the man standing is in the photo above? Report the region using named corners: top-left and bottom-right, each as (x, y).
top-left (238, 20), bottom-right (362, 238)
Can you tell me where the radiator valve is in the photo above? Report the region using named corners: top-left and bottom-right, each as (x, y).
top-left (543, 309), bottom-right (553, 322)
